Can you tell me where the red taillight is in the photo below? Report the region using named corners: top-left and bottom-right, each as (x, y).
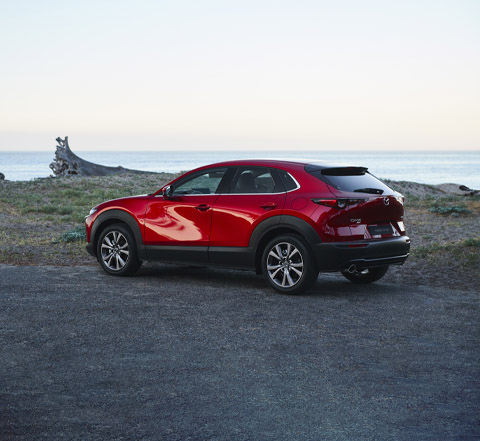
top-left (311, 198), bottom-right (366, 209)
top-left (312, 198), bottom-right (339, 208)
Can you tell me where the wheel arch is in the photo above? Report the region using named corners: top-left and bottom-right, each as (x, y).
top-left (90, 209), bottom-right (146, 259)
top-left (251, 215), bottom-right (321, 274)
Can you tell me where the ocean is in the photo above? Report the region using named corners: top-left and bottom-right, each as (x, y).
top-left (1, 150), bottom-right (479, 188)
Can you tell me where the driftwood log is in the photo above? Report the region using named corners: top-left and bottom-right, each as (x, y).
top-left (459, 185), bottom-right (480, 197)
top-left (49, 137), bottom-right (150, 177)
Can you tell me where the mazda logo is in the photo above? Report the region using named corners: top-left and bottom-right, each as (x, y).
top-left (383, 197), bottom-right (390, 206)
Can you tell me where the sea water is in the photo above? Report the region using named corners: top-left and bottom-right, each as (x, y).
top-left (0, 150), bottom-right (479, 188)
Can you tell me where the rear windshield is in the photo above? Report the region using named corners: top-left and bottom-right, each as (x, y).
top-left (306, 165), bottom-right (393, 194)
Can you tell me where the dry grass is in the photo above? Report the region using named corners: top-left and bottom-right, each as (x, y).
top-left (0, 173), bottom-right (177, 266)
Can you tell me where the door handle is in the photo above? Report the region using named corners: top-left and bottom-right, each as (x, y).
top-left (195, 204), bottom-right (211, 211)
top-left (260, 202), bottom-right (277, 210)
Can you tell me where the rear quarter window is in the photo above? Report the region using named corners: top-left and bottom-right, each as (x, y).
top-left (277, 169), bottom-right (298, 191)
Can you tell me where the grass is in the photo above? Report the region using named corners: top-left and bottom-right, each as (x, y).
top-left (412, 237), bottom-right (480, 268)
top-left (405, 195), bottom-right (480, 215)
top-left (61, 226), bottom-right (87, 243)
top-left (463, 237), bottom-right (480, 247)
top-left (429, 205), bottom-right (472, 216)
top-left (0, 173), bottom-right (177, 225)
top-left (0, 173), bottom-right (178, 265)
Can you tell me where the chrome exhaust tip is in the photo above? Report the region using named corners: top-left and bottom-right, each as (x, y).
top-left (347, 264), bottom-right (357, 274)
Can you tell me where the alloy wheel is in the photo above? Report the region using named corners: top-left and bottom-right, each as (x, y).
top-left (100, 231), bottom-right (130, 271)
top-left (266, 241), bottom-right (304, 288)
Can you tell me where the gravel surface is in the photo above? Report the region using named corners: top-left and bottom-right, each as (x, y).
top-left (1, 264), bottom-right (479, 440)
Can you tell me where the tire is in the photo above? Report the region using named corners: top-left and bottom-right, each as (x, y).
top-left (341, 265), bottom-right (389, 284)
top-left (97, 223), bottom-right (142, 276)
top-left (262, 234), bottom-right (318, 294)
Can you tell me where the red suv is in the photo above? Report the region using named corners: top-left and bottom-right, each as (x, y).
top-left (85, 160), bottom-right (410, 294)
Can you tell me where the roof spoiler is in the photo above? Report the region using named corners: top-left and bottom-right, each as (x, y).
top-left (305, 164), bottom-right (368, 176)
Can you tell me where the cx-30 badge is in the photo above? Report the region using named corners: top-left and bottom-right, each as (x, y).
top-left (384, 197), bottom-right (390, 206)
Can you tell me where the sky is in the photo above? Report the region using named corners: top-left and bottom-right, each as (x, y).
top-left (1, 0), bottom-right (479, 151)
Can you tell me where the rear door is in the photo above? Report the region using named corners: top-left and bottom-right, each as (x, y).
top-left (210, 167), bottom-right (287, 248)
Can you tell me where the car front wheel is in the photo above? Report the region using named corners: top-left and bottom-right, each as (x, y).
top-left (341, 266), bottom-right (389, 284)
top-left (97, 224), bottom-right (142, 276)
top-left (262, 235), bottom-right (318, 294)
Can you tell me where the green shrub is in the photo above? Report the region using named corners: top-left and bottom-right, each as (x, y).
top-left (463, 238), bottom-right (480, 247)
top-left (429, 205), bottom-right (471, 216)
top-left (61, 225), bottom-right (86, 242)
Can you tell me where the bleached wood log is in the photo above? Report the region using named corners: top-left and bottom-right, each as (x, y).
top-left (49, 137), bottom-right (150, 177)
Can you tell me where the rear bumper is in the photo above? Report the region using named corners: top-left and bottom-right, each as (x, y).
top-left (312, 236), bottom-right (410, 272)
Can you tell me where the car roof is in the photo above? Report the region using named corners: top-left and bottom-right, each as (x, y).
top-left (204, 159), bottom-right (306, 167)
top-left (200, 158), bottom-right (364, 170)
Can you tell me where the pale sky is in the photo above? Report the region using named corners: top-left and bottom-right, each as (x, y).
top-left (1, 0), bottom-right (479, 151)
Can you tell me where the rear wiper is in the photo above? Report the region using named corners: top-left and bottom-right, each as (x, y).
top-left (353, 188), bottom-right (384, 194)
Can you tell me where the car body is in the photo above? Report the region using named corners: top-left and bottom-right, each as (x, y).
top-left (85, 159), bottom-right (410, 294)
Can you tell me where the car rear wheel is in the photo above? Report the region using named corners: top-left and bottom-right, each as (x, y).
top-left (341, 265), bottom-right (389, 284)
top-left (262, 234), bottom-right (318, 294)
top-left (97, 224), bottom-right (142, 276)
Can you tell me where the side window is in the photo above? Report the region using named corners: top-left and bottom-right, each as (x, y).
top-left (230, 167), bottom-right (282, 194)
top-left (172, 168), bottom-right (227, 195)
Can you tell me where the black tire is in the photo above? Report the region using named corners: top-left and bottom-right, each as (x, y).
top-left (261, 234), bottom-right (318, 295)
top-left (96, 223), bottom-right (142, 276)
top-left (341, 265), bottom-right (389, 284)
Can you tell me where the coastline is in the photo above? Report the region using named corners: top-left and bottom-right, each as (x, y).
top-left (1, 174), bottom-right (479, 291)
top-left (2, 149), bottom-right (480, 187)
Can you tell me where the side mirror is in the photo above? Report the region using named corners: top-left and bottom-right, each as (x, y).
top-left (162, 185), bottom-right (173, 199)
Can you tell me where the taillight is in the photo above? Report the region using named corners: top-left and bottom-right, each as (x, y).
top-left (311, 198), bottom-right (366, 209)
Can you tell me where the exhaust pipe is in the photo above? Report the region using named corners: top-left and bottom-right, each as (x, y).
top-left (347, 264), bottom-right (357, 274)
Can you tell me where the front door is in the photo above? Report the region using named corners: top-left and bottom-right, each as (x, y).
top-left (144, 168), bottom-right (227, 262)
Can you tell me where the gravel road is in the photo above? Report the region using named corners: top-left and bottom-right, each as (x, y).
top-left (0, 264), bottom-right (479, 441)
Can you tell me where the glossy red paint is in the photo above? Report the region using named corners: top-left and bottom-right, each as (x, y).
top-left (145, 194), bottom-right (218, 246)
top-left (85, 195), bottom-right (149, 242)
top-left (210, 193), bottom-right (286, 247)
